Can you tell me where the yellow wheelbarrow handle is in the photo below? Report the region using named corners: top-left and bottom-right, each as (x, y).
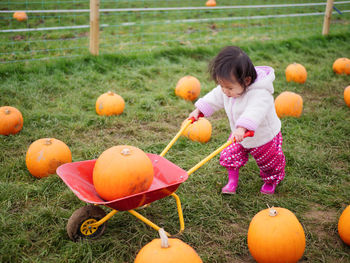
top-left (160, 114), bottom-right (254, 176)
top-left (160, 114), bottom-right (203, 157)
top-left (160, 119), bottom-right (192, 157)
top-left (187, 131), bottom-right (255, 176)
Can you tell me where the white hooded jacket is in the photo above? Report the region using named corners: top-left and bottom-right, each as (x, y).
top-left (195, 66), bottom-right (281, 148)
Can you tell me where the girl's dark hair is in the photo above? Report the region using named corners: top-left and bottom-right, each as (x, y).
top-left (209, 46), bottom-right (257, 88)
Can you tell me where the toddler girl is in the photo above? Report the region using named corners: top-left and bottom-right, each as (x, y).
top-left (188, 46), bottom-right (285, 194)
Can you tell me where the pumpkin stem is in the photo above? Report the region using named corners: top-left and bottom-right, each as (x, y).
top-left (269, 208), bottom-right (278, 217)
top-left (266, 204), bottom-right (278, 216)
top-left (158, 228), bottom-right (169, 248)
top-left (44, 139), bottom-right (52, 145)
top-left (4, 109), bottom-right (11, 115)
top-left (107, 91), bottom-right (114, 96)
top-left (121, 148), bottom-right (131, 155)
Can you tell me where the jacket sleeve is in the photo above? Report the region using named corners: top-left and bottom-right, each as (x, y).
top-left (236, 89), bottom-right (273, 131)
top-left (194, 86), bottom-right (225, 117)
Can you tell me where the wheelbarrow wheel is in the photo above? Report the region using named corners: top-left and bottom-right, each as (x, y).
top-left (67, 205), bottom-right (107, 241)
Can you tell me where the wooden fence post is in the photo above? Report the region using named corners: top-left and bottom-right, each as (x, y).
top-left (322, 0), bottom-right (334, 35)
top-left (89, 0), bottom-right (100, 55)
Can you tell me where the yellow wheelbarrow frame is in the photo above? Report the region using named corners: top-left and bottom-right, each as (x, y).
top-left (61, 117), bottom-right (253, 241)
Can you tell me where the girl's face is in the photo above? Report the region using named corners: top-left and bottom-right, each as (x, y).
top-left (218, 76), bottom-right (251, 98)
top-left (218, 78), bottom-right (243, 98)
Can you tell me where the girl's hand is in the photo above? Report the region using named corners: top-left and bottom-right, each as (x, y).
top-left (188, 108), bottom-right (202, 120)
top-left (230, 127), bottom-right (247, 142)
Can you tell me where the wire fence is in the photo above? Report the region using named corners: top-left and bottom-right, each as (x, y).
top-left (1, 0), bottom-right (349, 63)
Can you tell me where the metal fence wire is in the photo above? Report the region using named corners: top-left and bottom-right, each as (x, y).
top-left (1, 0), bottom-right (349, 63)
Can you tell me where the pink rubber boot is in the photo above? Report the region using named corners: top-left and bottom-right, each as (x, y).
top-left (222, 169), bottom-right (239, 194)
top-left (260, 182), bottom-right (276, 195)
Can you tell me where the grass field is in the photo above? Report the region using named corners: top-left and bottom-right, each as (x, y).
top-left (1, 32), bottom-right (350, 262)
top-left (1, 0), bottom-right (350, 62)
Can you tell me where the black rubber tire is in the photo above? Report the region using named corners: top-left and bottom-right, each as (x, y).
top-left (66, 205), bottom-right (107, 242)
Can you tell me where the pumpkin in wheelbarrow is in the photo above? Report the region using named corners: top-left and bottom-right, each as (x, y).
top-left (93, 145), bottom-right (154, 201)
top-left (135, 229), bottom-right (202, 263)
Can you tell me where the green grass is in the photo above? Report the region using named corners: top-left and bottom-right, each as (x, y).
top-left (1, 0), bottom-right (349, 62)
top-left (1, 33), bottom-right (350, 262)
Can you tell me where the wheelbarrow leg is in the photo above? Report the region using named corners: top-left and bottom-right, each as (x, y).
top-left (128, 192), bottom-right (185, 236)
top-left (170, 192), bottom-right (185, 234)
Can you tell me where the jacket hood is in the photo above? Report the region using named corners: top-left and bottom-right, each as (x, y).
top-left (248, 66), bottom-right (275, 94)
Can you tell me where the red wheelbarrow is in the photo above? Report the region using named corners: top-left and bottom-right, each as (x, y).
top-left (57, 116), bottom-right (254, 241)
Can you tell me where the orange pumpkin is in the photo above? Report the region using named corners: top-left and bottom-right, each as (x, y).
top-left (274, 91), bottom-right (303, 118)
top-left (13, 11), bottom-right (28, 22)
top-left (26, 138), bottom-right (72, 178)
top-left (93, 145), bottom-right (154, 201)
top-left (333, 58), bottom-right (350, 75)
top-left (285, 63), bottom-right (307, 84)
top-left (175, 76), bottom-right (201, 101)
top-left (182, 117), bottom-right (212, 143)
top-left (344, 86), bottom-right (350, 107)
top-left (205, 0), bottom-right (217, 7)
top-left (0, 106), bottom-right (23, 135)
top-left (135, 228), bottom-right (202, 263)
top-left (95, 91), bottom-right (125, 116)
top-left (338, 205), bottom-right (350, 245)
top-left (248, 207), bottom-right (305, 263)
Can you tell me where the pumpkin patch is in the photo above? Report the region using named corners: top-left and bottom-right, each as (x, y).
top-left (248, 207), bottom-right (306, 263)
top-left (274, 91), bottom-right (303, 118)
top-left (26, 138), bottom-right (72, 178)
top-left (285, 63), bottom-right (307, 83)
top-left (175, 76), bottom-right (201, 101)
top-left (96, 91), bottom-right (125, 116)
top-left (0, 106), bottom-right (23, 135)
top-left (2, 21), bottom-right (350, 262)
top-left (93, 145), bottom-right (154, 201)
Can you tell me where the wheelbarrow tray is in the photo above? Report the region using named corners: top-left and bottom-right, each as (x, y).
top-left (56, 153), bottom-right (188, 211)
